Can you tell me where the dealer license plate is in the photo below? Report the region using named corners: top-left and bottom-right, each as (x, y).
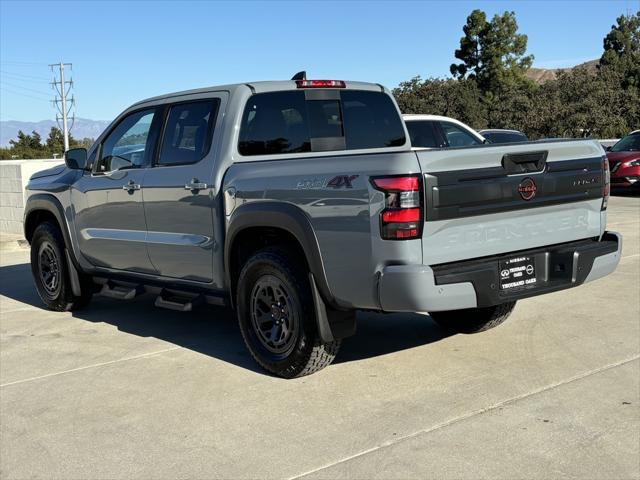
top-left (499, 256), bottom-right (537, 291)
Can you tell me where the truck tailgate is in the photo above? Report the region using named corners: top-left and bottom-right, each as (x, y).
top-left (416, 139), bottom-right (606, 265)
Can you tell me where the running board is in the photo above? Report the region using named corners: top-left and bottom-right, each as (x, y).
top-left (154, 290), bottom-right (203, 312)
top-left (99, 282), bottom-right (144, 300)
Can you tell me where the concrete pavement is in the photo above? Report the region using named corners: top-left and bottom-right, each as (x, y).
top-left (1, 194), bottom-right (638, 479)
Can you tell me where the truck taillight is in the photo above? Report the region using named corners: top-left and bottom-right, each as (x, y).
top-left (372, 175), bottom-right (423, 240)
top-left (602, 156), bottom-right (610, 211)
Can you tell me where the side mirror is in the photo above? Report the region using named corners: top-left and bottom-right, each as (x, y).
top-left (65, 148), bottom-right (88, 170)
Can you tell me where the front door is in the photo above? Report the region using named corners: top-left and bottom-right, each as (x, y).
top-left (74, 108), bottom-right (161, 273)
top-left (142, 95), bottom-right (226, 283)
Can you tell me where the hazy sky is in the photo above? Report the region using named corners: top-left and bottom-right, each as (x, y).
top-left (1, 0), bottom-right (637, 122)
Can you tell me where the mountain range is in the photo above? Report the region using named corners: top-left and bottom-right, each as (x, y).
top-left (0, 118), bottom-right (111, 147)
top-left (525, 59), bottom-right (599, 84)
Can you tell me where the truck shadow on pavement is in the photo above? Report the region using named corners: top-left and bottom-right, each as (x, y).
top-left (0, 262), bottom-right (452, 375)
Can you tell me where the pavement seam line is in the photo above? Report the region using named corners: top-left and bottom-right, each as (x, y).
top-left (0, 346), bottom-right (182, 388)
top-left (288, 355), bottom-right (640, 480)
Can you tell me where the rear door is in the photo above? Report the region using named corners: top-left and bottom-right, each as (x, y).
top-left (416, 140), bottom-right (606, 265)
top-left (142, 94), bottom-right (227, 283)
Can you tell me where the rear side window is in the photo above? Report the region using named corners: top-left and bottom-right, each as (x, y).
top-left (440, 122), bottom-right (481, 147)
top-left (406, 120), bottom-right (441, 148)
top-left (158, 100), bottom-right (219, 166)
top-left (238, 90), bottom-right (405, 156)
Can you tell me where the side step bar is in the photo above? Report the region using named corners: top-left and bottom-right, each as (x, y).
top-left (154, 290), bottom-right (203, 312)
top-left (99, 282), bottom-right (144, 300)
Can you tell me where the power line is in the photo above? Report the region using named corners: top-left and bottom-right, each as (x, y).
top-left (0, 70), bottom-right (50, 82)
top-left (1, 73), bottom-right (50, 85)
top-left (0, 80), bottom-right (51, 97)
top-left (49, 62), bottom-right (75, 151)
top-left (0, 87), bottom-right (49, 102)
top-left (1, 60), bottom-right (44, 66)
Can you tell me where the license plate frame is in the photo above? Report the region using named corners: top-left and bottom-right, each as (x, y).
top-left (499, 255), bottom-right (538, 291)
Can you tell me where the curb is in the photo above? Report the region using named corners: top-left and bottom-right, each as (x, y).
top-left (0, 238), bottom-right (29, 252)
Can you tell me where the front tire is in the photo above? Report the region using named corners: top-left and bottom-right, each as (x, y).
top-left (429, 301), bottom-right (517, 334)
top-left (30, 221), bottom-right (93, 311)
top-left (236, 247), bottom-right (340, 378)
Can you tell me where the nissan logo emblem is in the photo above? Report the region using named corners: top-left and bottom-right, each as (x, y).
top-left (518, 177), bottom-right (537, 201)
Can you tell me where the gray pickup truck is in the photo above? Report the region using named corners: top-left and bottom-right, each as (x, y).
top-left (24, 74), bottom-right (622, 378)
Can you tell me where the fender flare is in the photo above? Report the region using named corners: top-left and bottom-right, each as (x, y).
top-left (224, 201), bottom-right (336, 308)
top-left (24, 194), bottom-right (69, 242)
top-left (24, 194), bottom-right (81, 270)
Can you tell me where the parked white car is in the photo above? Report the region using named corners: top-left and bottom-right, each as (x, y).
top-left (403, 114), bottom-right (485, 149)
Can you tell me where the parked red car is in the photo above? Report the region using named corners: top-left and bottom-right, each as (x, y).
top-left (607, 131), bottom-right (640, 190)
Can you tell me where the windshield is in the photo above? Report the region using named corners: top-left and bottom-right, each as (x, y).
top-left (611, 133), bottom-right (640, 152)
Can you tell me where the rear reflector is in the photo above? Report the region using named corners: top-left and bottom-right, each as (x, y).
top-left (602, 156), bottom-right (610, 211)
top-left (296, 80), bottom-right (346, 88)
top-left (382, 208), bottom-right (420, 223)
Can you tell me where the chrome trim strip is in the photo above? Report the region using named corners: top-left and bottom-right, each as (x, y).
top-left (81, 228), bottom-right (211, 247)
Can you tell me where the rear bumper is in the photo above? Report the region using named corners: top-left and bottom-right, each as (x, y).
top-left (611, 165), bottom-right (640, 189)
top-left (378, 232), bottom-right (622, 312)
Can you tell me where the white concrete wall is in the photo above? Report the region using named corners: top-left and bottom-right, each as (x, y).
top-left (0, 159), bottom-right (63, 235)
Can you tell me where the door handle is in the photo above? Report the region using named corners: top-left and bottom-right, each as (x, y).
top-left (122, 180), bottom-right (141, 192)
top-left (184, 179), bottom-right (209, 192)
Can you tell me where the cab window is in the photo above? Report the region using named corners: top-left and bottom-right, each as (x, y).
top-left (238, 90), bottom-right (405, 156)
top-left (158, 100), bottom-right (219, 166)
top-left (96, 109), bottom-right (157, 173)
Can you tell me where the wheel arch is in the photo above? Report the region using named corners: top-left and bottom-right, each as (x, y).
top-left (23, 194), bottom-right (81, 269)
top-left (224, 202), bottom-right (335, 309)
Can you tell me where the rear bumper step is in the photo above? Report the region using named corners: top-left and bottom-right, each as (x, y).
top-left (378, 232), bottom-right (621, 312)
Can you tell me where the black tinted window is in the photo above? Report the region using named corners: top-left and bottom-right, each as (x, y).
top-left (406, 120), bottom-right (441, 148)
top-left (239, 91), bottom-right (310, 155)
top-left (238, 90), bottom-right (405, 156)
top-left (341, 91), bottom-right (405, 150)
top-left (159, 100), bottom-right (219, 165)
top-left (483, 131), bottom-right (528, 144)
top-left (611, 133), bottom-right (640, 152)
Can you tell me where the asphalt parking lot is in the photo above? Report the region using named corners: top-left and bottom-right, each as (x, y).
top-left (1, 194), bottom-right (638, 479)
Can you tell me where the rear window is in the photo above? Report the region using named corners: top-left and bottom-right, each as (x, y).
top-left (483, 131), bottom-right (528, 144)
top-left (238, 90), bottom-right (405, 156)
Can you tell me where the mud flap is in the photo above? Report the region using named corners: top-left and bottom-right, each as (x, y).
top-left (309, 273), bottom-right (356, 343)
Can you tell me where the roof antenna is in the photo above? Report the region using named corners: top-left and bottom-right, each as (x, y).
top-left (291, 71), bottom-right (306, 81)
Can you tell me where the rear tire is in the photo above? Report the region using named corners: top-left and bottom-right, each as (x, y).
top-left (429, 301), bottom-right (517, 334)
top-left (30, 221), bottom-right (93, 311)
top-left (236, 247), bottom-right (340, 378)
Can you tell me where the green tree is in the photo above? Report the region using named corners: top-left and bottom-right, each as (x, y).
top-left (0, 127), bottom-right (94, 160)
top-left (451, 10), bottom-right (534, 93)
top-left (45, 127), bottom-right (66, 154)
top-left (9, 130), bottom-right (43, 151)
top-left (393, 77), bottom-right (486, 129)
top-left (450, 10), bottom-right (488, 81)
top-left (600, 11), bottom-right (640, 89)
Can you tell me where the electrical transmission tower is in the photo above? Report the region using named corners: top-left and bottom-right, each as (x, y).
top-left (49, 62), bottom-right (75, 151)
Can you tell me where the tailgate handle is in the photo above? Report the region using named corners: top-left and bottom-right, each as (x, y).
top-left (502, 151), bottom-right (548, 174)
